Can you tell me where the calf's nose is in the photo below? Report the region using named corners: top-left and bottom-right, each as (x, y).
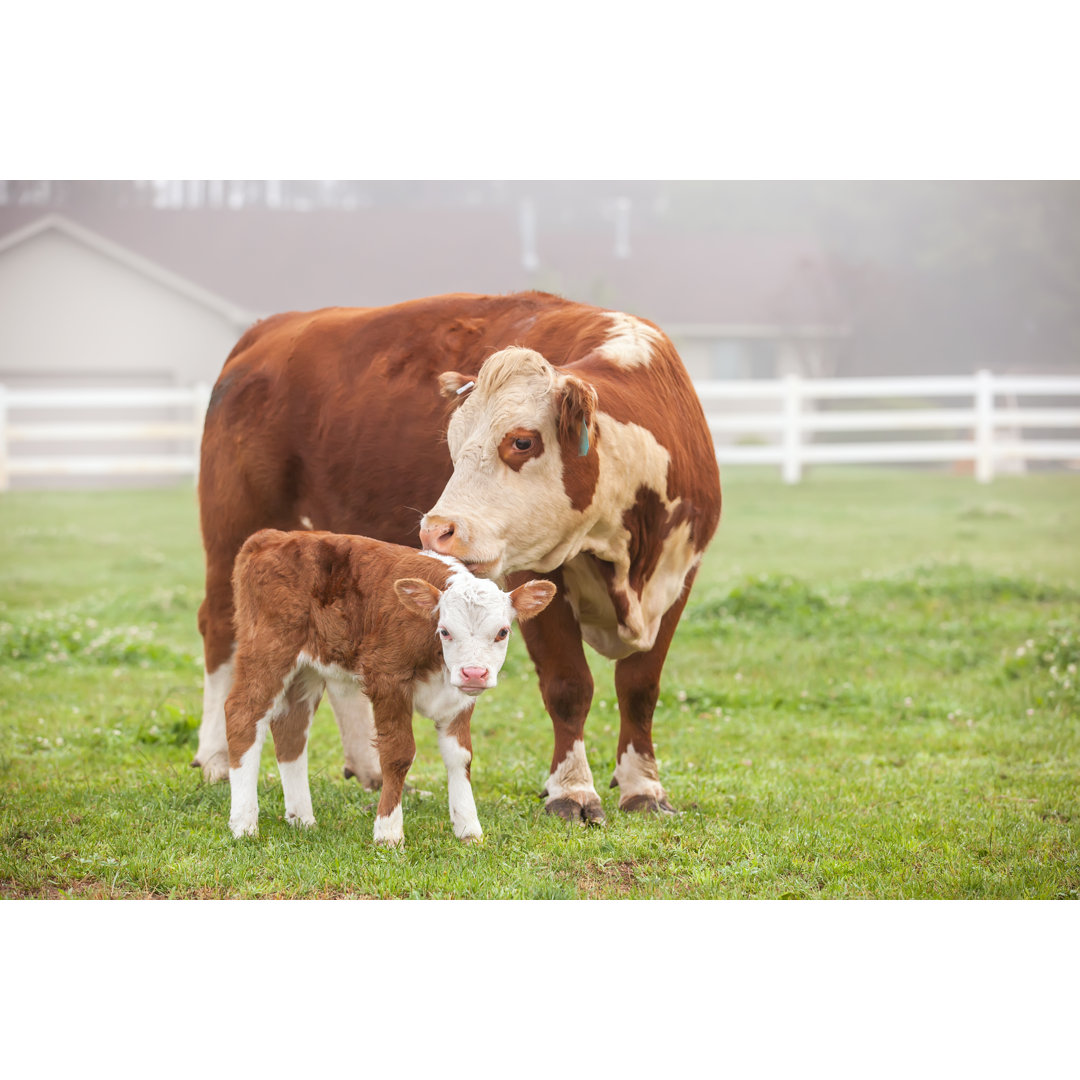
top-left (420, 517), bottom-right (456, 554)
top-left (461, 666), bottom-right (489, 684)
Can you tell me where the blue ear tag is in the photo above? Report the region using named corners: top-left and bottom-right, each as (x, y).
top-left (579, 421), bottom-right (590, 457)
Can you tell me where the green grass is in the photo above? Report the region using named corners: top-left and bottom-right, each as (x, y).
top-left (1, 469), bottom-right (1077, 898)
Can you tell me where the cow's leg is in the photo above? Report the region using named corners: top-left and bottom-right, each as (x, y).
top-left (611, 572), bottom-right (696, 814)
top-left (324, 679), bottom-right (383, 790)
top-left (516, 570), bottom-right (604, 824)
top-left (226, 658), bottom-right (289, 838)
top-left (194, 563), bottom-right (238, 783)
top-left (371, 693), bottom-right (416, 847)
top-left (271, 668), bottom-right (324, 829)
top-left (436, 706), bottom-right (482, 841)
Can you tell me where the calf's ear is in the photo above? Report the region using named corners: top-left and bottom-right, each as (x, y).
top-left (509, 580), bottom-right (557, 622)
top-left (438, 371), bottom-right (476, 401)
top-left (394, 578), bottom-right (443, 617)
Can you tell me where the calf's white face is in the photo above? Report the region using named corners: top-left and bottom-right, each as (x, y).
top-left (394, 571), bottom-right (555, 695)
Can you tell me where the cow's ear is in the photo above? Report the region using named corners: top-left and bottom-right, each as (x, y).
top-left (509, 580), bottom-right (557, 622)
top-left (394, 578), bottom-right (443, 617)
top-left (557, 374), bottom-right (598, 457)
top-left (438, 371), bottom-right (476, 401)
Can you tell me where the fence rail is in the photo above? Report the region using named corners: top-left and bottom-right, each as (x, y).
top-left (1, 372), bottom-right (1079, 489)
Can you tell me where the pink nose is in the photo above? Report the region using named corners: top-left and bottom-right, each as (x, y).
top-left (420, 518), bottom-right (456, 555)
top-left (460, 667), bottom-right (489, 684)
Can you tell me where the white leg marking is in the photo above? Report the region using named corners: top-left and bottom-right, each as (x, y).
top-left (438, 732), bottom-right (482, 841)
top-left (279, 748), bottom-right (316, 828)
top-left (197, 655), bottom-right (234, 781)
top-left (228, 719), bottom-right (269, 838)
top-left (325, 679), bottom-right (382, 788)
top-left (544, 739), bottom-right (596, 800)
top-left (613, 743), bottom-right (669, 805)
top-left (373, 804), bottom-right (404, 847)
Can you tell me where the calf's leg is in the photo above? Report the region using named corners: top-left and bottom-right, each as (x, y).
top-left (437, 707), bottom-right (481, 841)
top-left (371, 694), bottom-right (416, 847)
top-left (271, 668), bottom-right (324, 829)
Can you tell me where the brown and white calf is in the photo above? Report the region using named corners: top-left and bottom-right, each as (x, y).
top-left (225, 529), bottom-right (555, 845)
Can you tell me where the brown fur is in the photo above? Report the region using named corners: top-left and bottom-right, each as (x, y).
top-left (225, 531), bottom-right (456, 772)
top-left (200, 292), bottom-right (722, 818)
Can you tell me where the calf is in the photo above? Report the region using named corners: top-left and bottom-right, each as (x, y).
top-left (225, 529), bottom-right (555, 845)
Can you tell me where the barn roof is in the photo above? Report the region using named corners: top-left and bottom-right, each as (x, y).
top-left (0, 213), bottom-right (258, 329)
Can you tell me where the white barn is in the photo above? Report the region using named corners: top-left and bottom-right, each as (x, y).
top-left (0, 215), bottom-right (257, 488)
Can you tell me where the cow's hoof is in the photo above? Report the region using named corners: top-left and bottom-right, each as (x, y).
top-left (619, 793), bottom-right (677, 815)
top-left (193, 751), bottom-right (230, 784)
top-left (545, 793), bottom-right (606, 825)
top-left (343, 766), bottom-right (382, 791)
top-left (285, 813), bottom-right (316, 829)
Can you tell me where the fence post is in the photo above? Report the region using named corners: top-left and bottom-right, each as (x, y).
top-left (0, 384), bottom-right (8, 492)
top-left (974, 369), bottom-right (994, 483)
top-left (782, 372), bottom-right (803, 484)
top-left (192, 382), bottom-right (212, 484)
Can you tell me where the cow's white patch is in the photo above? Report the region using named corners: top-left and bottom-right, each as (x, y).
top-left (437, 731), bottom-right (482, 841)
top-left (373, 804), bottom-right (404, 846)
top-left (197, 653), bottom-right (235, 781)
top-left (613, 743), bottom-right (666, 804)
top-left (280, 749), bottom-right (316, 828)
top-left (599, 312), bottom-right (662, 369)
top-left (324, 680), bottom-right (381, 788)
top-left (299, 516), bottom-right (314, 530)
top-left (544, 739), bottom-right (596, 800)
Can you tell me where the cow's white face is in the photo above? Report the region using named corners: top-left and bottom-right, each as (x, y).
top-left (394, 568), bottom-right (555, 693)
top-left (419, 347), bottom-right (597, 579)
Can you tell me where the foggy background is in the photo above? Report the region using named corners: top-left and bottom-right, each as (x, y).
top-left (3, 179), bottom-right (1078, 379)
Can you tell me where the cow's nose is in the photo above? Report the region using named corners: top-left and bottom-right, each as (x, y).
top-left (461, 667), bottom-right (489, 684)
top-left (420, 517), bottom-right (456, 554)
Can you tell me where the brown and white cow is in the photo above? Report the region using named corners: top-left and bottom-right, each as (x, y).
top-left (226, 528), bottom-right (555, 843)
top-left (196, 291), bottom-right (721, 822)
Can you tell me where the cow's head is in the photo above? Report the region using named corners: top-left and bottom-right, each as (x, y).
top-left (419, 347), bottom-right (598, 579)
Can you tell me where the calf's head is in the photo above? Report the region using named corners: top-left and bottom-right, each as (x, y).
top-left (394, 571), bottom-right (556, 695)
top-left (419, 346), bottom-right (598, 578)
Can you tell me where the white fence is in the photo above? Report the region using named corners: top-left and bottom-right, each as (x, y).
top-left (1, 372), bottom-right (1079, 489)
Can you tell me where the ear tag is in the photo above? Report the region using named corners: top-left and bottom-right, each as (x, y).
top-left (456, 381), bottom-right (475, 396)
top-left (579, 421), bottom-right (590, 457)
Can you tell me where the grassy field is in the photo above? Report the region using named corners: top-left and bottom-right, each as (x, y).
top-left (1, 468), bottom-right (1077, 899)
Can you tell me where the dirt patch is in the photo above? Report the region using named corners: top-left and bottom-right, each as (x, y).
top-left (569, 860), bottom-right (641, 898)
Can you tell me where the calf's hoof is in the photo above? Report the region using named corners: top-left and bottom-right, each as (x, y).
top-left (285, 813), bottom-right (316, 829)
top-left (619, 793), bottom-right (677, 815)
top-left (229, 816), bottom-right (258, 839)
top-left (192, 750), bottom-right (230, 784)
top-left (544, 791), bottom-right (606, 825)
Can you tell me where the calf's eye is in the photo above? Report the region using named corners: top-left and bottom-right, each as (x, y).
top-left (439, 628), bottom-right (451, 640)
top-left (513, 437), bottom-right (533, 452)
top-left (495, 627), bottom-right (509, 642)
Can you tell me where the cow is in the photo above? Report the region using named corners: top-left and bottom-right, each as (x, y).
top-left (225, 528), bottom-right (555, 844)
top-left (196, 291), bottom-right (721, 823)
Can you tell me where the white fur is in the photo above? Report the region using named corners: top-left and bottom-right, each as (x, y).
top-left (324, 679), bottom-right (381, 788)
top-left (197, 654), bottom-right (234, 781)
top-left (544, 739), bottom-right (597, 803)
top-left (373, 804), bottom-right (404, 846)
top-left (598, 312), bottom-right (662, 368)
top-left (612, 743), bottom-right (666, 805)
top-left (437, 731), bottom-right (482, 841)
top-left (280, 750), bottom-right (315, 828)
top-left (228, 714), bottom-right (272, 837)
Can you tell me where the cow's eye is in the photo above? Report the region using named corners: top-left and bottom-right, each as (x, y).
top-left (512, 437), bottom-right (533, 452)
top-left (495, 627), bottom-right (509, 642)
top-left (439, 627), bottom-right (451, 640)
